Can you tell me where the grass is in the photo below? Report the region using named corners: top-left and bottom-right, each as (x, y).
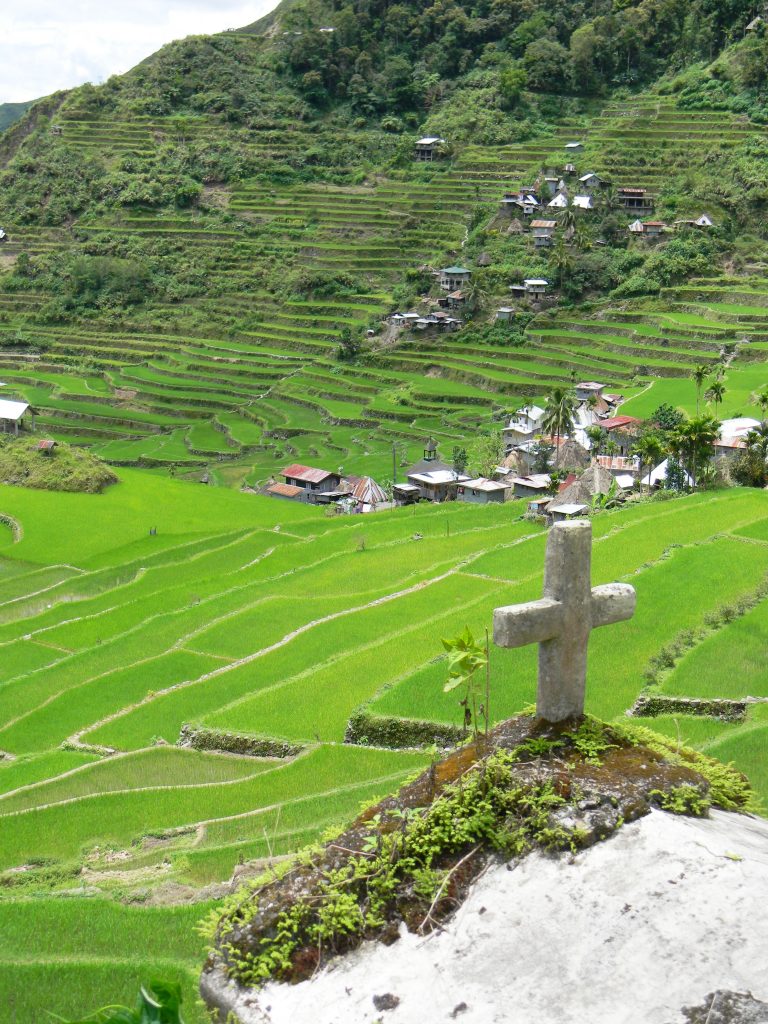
top-left (660, 596), bottom-right (768, 700)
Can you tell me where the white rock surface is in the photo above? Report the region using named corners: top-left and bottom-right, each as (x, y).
top-left (225, 809), bottom-right (768, 1024)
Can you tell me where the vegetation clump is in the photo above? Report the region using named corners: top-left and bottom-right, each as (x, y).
top-left (0, 438), bottom-right (117, 493)
top-left (202, 714), bottom-right (741, 993)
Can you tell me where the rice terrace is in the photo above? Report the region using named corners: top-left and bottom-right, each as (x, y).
top-left (1, 0), bottom-right (768, 1020)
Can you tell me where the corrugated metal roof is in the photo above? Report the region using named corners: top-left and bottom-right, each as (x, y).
top-left (281, 463), bottom-right (335, 484)
top-left (600, 416), bottom-right (642, 430)
top-left (351, 477), bottom-right (387, 504)
top-left (268, 483), bottom-right (304, 498)
top-left (36, 439), bottom-right (56, 450)
top-left (0, 400), bottom-right (29, 421)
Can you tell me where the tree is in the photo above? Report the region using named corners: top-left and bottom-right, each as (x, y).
top-left (467, 431), bottom-right (504, 478)
top-left (585, 424), bottom-right (604, 454)
top-left (530, 440), bottom-right (554, 473)
top-left (547, 469), bottom-right (567, 495)
top-left (691, 364), bottom-right (709, 414)
top-left (452, 445), bottom-right (468, 475)
top-left (548, 238), bottom-right (574, 289)
top-left (651, 403), bottom-right (685, 432)
top-left (522, 39), bottom-right (572, 92)
top-left (498, 65), bottom-right (527, 108)
top-left (541, 386), bottom-right (577, 450)
top-left (464, 274), bottom-right (488, 314)
top-left (633, 433), bottom-right (665, 490)
top-left (337, 326), bottom-right (362, 361)
top-left (756, 387), bottom-right (768, 420)
top-left (705, 379), bottom-right (725, 413)
top-left (672, 414), bottom-right (720, 489)
top-left (732, 423), bottom-right (768, 488)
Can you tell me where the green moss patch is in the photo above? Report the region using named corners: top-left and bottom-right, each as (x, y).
top-left (203, 714), bottom-right (747, 993)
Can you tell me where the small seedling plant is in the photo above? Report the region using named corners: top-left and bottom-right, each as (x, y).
top-left (442, 626), bottom-right (490, 742)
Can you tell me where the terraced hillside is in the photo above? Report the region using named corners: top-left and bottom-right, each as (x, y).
top-left (1, 474), bottom-right (767, 1018)
top-left (2, 87), bottom-right (767, 485)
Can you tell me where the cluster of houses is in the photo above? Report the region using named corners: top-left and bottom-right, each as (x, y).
top-left (500, 145), bottom-right (716, 245)
top-left (628, 214), bottom-right (715, 237)
top-left (264, 464), bottom-right (389, 513)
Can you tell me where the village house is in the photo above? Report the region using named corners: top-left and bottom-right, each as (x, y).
top-left (556, 463), bottom-right (616, 510)
top-left (0, 228), bottom-right (7, 243)
top-left (501, 191), bottom-right (540, 216)
top-left (390, 311), bottom-right (421, 329)
top-left (617, 187), bottom-right (654, 213)
top-left (674, 214), bottom-right (715, 230)
top-left (439, 266), bottom-right (471, 291)
top-left (0, 399), bottom-right (30, 435)
top-left (414, 136), bottom-right (445, 162)
top-left (596, 454), bottom-right (641, 479)
top-left (438, 290), bottom-right (466, 311)
top-left (278, 463), bottom-right (344, 503)
top-left (648, 458), bottom-right (692, 489)
top-left (552, 438), bottom-right (591, 473)
top-left (531, 219), bottom-right (557, 248)
top-left (543, 176), bottom-right (560, 197)
top-left (564, 141), bottom-right (583, 153)
top-left (511, 473), bottom-right (551, 499)
top-left (495, 306), bottom-right (515, 323)
top-left (572, 195), bottom-right (594, 211)
top-left (457, 477), bottom-right (508, 504)
top-left (392, 482), bottom-right (421, 505)
top-left (414, 311), bottom-right (463, 333)
top-left (503, 404), bottom-right (546, 448)
top-left (564, 162), bottom-right (577, 176)
top-left (548, 502), bottom-right (588, 523)
top-left (407, 467), bottom-right (469, 502)
top-left (575, 381), bottom-right (605, 402)
top-left (508, 278), bottom-right (549, 299)
top-left (598, 415), bottom-right (643, 456)
top-left (628, 219), bottom-right (645, 234)
top-left (578, 172), bottom-right (603, 192)
top-left (714, 417), bottom-right (761, 459)
top-left (349, 476), bottom-right (388, 513)
top-left (527, 496), bottom-right (552, 517)
top-left (548, 191), bottom-right (569, 210)
top-left (642, 220), bottom-right (666, 238)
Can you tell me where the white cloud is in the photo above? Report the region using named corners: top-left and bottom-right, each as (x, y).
top-left (0, 2), bottom-right (279, 103)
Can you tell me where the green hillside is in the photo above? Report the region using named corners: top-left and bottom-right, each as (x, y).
top-left (0, 0), bottom-right (766, 483)
top-left (0, 101), bottom-right (33, 134)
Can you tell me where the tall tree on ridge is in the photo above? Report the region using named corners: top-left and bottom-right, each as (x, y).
top-left (691, 364), bottom-right (709, 415)
top-left (541, 386), bottom-right (577, 451)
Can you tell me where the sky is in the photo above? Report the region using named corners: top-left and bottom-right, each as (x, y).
top-left (0, 1), bottom-right (280, 104)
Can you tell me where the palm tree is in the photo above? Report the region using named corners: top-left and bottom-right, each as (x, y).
top-left (705, 379), bottom-right (725, 414)
top-left (585, 424), bottom-right (604, 453)
top-left (756, 387), bottom-right (768, 420)
top-left (691, 365), bottom-right (709, 415)
top-left (633, 434), bottom-right (665, 490)
top-left (560, 206), bottom-right (577, 233)
top-left (548, 239), bottom-right (573, 290)
top-left (464, 275), bottom-right (488, 314)
top-left (746, 422), bottom-right (768, 461)
top-left (541, 386), bottom-right (577, 451)
top-left (673, 414), bottom-right (720, 489)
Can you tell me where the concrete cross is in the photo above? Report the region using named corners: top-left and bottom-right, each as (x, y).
top-left (493, 520), bottom-right (636, 722)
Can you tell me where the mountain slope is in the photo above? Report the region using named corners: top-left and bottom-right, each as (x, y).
top-left (0, 101), bottom-right (35, 133)
top-left (0, 0), bottom-right (766, 485)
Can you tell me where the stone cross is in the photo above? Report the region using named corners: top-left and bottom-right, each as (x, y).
top-left (493, 520), bottom-right (636, 722)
